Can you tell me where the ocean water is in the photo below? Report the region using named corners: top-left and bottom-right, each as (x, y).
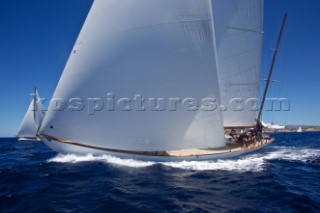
top-left (0, 132), bottom-right (319, 212)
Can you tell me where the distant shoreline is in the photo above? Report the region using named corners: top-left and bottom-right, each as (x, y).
top-left (264, 127), bottom-right (320, 133)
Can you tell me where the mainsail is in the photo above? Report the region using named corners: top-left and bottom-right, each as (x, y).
top-left (40, 0), bottom-right (226, 151)
top-left (212, 0), bottom-right (264, 128)
top-left (17, 89), bottom-right (44, 140)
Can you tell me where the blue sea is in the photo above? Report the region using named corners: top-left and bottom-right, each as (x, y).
top-left (0, 132), bottom-right (319, 212)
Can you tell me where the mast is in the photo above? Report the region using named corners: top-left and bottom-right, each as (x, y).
top-left (257, 13), bottom-right (288, 124)
top-left (33, 87), bottom-right (37, 123)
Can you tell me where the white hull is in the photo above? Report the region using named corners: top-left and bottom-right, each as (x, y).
top-left (42, 138), bottom-right (275, 162)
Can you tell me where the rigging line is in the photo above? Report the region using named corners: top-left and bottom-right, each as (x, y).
top-left (261, 15), bottom-right (287, 122)
top-left (77, 18), bottom-right (213, 45)
top-left (260, 13), bottom-right (285, 118)
top-left (226, 26), bottom-right (263, 34)
top-left (220, 46), bottom-right (261, 61)
top-left (33, 88), bottom-right (37, 123)
top-left (228, 82), bottom-right (259, 86)
top-left (257, 13), bottom-right (288, 123)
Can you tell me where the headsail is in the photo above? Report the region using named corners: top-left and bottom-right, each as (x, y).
top-left (40, 0), bottom-right (226, 151)
top-left (17, 89), bottom-right (44, 140)
top-left (34, 89), bottom-right (44, 132)
top-left (211, 0), bottom-right (264, 128)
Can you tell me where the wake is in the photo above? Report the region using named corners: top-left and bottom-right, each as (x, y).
top-left (48, 146), bottom-right (320, 172)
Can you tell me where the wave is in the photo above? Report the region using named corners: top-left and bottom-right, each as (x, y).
top-left (47, 147), bottom-right (320, 172)
top-left (48, 154), bottom-right (155, 168)
top-left (162, 157), bottom-right (265, 172)
top-left (263, 147), bottom-right (320, 162)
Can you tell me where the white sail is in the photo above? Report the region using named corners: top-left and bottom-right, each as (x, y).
top-left (34, 89), bottom-right (44, 131)
top-left (40, 0), bottom-right (226, 151)
top-left (17, 99), bottom-right (37, 139)
top-left (17, 89), bottom-right (44, 140)
top-left (211, 0), bottom-right (264, 127)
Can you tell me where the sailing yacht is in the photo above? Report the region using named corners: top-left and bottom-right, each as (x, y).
top-left (262, 121), bottom-right (285, 131)
top-left (35, 0), bottom-right (286, 160)
top-left (17, 89), bottom-right (44, 141)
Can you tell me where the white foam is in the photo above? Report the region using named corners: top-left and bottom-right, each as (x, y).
top-left (162, 157), bottom-right (265, 172)
top-left (263, 147), bottom-right (320, 162)
top-left (48, 154), bottom-right (155, 168)
top-left (47, 147), bottom-right (320, 172)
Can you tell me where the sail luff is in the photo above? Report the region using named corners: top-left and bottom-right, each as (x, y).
top-left (34, 88), bottom-right (44, 133)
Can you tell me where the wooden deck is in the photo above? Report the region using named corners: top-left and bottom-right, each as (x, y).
top-left (166, 138), bottom-right (274, 157)
top-left (40, 133), bottom-right (275, 159)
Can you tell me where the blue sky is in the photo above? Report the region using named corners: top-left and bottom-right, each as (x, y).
top-left (0, 0), bottom-right (319, 137)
